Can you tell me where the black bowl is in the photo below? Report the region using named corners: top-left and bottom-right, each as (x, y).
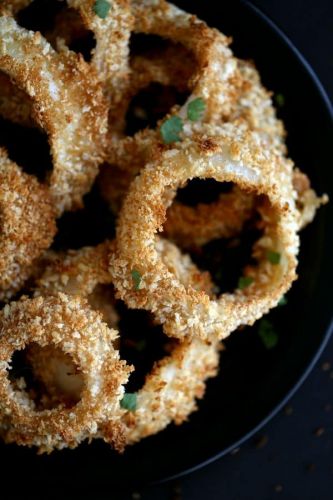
top-left (1, 1), bottom-right (332, 496)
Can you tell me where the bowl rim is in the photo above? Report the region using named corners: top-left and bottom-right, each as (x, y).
top-left (154, 0), bottom-right (333, 485)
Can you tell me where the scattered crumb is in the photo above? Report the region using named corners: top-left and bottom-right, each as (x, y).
top-left (306, 463), bottom-right (316, 473)
top-left (284, 405), bottom-right (293, 416)
top-left (321, 361), bottom-right (331, 372)
top-left (132, 493), bottom-right (141, 500)
top-left (254, 434), bottom-right (269, 449)
top-left (274, 484), bottom-right (283, 493)
top-left (313, 427), bottom-right (325, 437)
top-left (230, 447), bottom-right (240, 455)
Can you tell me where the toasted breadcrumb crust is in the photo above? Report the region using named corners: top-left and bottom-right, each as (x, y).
top-left (0, 293), bottom-right (132, 453)
top-left (31, 239), bottom-right (218, 448)
top-left (0, 16), bottom-right (108, 214)
top-left (0, 149), bottom-right (56, 300)
top-left (111, 123), bottom-right (300, 341)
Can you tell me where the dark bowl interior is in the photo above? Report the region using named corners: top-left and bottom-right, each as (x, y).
top-left (1, 1), bottom-right (332, 496)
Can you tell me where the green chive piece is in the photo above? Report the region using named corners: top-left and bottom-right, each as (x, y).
top-left (135, 339), bottom-right (147, 352)
top-left (131, 269), bottom-right (142, 291)
top-left (93, 0), bottom-right (111, 19)
top-left (120, 393), bottom-right (137, 412)
top-left (160, 116), bottom-right (183, 144)
top-left (187, 97), bottom-right (206, 121)
top-left (258, 319), bottom-right (278, 349)
top-left (278, 295), bottom-right (288, 306)
top-left (267, 250), bottom-right (281, 265)
top-left (275, 93), bottom-right (285, 107)
top-left (238, 276), bottom-right (254, 290)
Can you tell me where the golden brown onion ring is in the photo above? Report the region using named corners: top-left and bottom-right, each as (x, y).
top-left (31, 239), bottom-right (217, 447)
top-left (0, 16), bottom-right (108, 215)
top-left (0, 148), bottom-right (56, 301)
top-left (111, 123), bottom-right (299, 341)
top-left (0, 293), bottom-right (131, 453)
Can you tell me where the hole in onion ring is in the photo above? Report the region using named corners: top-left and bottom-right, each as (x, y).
top-left (9, 344), bottom-right (84, 411)
top-left (53, 181), bottom-right (116, 251)
top-left (175, 179), bottom-right (234, 207)
top-left (16, 1), bottom-right (96, 62)
top-left (116, 305), bottom-right (176, 393)
top-left (125, 82), bottom-right (189, 136)
top-left (0, 72), bottom-right (53, 182)
top-left (163, 180), bottom-right (269, 294)
top-left (0, 117), bottom-right (52, 182)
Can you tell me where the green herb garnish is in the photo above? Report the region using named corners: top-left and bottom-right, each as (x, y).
top-left (258, 319), bottom-right (278, 349)
top-left (120, 393), bottom-right (137, 412)
top-left (93, 0), bottom-right (111, 19)
top-left (275, 93), bottom-right (285, 107)
top-left (187, 97), bottom-right (206, 121)
top-left (278, 295), bottom-right (288, 306)
top-left (160, 116), bottom-right (183, 144)
top-left (131, 269), bottom-right (142, 291)
top-left (238, 276), bottom-right (254, 290)
top-left (267, 250), bottom-right (281, 265)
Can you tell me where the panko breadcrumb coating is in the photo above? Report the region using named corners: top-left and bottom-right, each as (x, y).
top-left (0, 16), bottom-right (108, 215)
top-left (0, 0), bottom-right (327, 455)
top-left (0, 148), bottom-right (56, 301)
top-left (111, 122), bottom-right (300, 341)
top-left (0, 293), bottom-right (132, 453)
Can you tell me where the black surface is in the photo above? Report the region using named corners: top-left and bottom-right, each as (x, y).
top-left (1, 1), bottom-right (333, 499)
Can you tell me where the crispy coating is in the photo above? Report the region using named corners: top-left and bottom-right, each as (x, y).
top-left (30, 239), bottom-right (216, 447)
top-left (0, 16), bottom-right (108, 215)
top-left (293, 169), bottom-right (328, 229)
top-left (111, 123), bottom-right (300, 341)
top-left (0, 71), bottom-right (34, 126)
top-left (130, 0), bottom-right (238, 123)
top-left (0, 149), bottom-right (56, 301)
top-left (0, 293), bottom-right (132, 453)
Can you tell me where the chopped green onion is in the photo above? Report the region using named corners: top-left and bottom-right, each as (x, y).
top-left (120, 393), bottom-right (137, 412)
top-left (258, 319), bottom-right (278, 349)
top-left (131, 269), bottom-right (142, 291)
top-left (93, 0), bottom-right (111, 19)
top-left (187, 97), bottom-right (206, 121)
top-left (267, 250), bottom-right (281, 265)
top-left (238, 276), bottom-right (254, 290)
top-left (278, 295), bottom-right (288, 306)
top-left (275, 93), bottom-right (285, 107)
top-left (135, 339), bottom-right (147, 352)
top-left (160, 116), bottom-right (183, 144)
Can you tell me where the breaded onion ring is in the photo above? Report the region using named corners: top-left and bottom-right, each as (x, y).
top-left (111, 123), bottom-right (299, 341)
top-left (103, 337), bottom-right (220, 447)
top-left (0, 293), bottom-right (131, 452)
top-left (0, 148), bottom-right (56, 301)
top-left (30, 239), bottom-right (217, 447)
top-left (0, 16), bottom-right (108, 214)
top-left (130, 0), bottom-right (237, 123)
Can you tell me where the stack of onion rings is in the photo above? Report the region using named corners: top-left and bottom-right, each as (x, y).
top-left (0, 0), bottom-right (327, 454)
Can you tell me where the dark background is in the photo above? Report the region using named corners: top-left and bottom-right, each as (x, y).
top-left (122, 2), bottom-right (333, 499)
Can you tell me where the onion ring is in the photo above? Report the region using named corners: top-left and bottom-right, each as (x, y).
top-left (0, 148), bottom-right (56, 301)
top-left (0, 293), bottom-right (131, 452)
top-left (30, 239), bottom-right (217, 447)
top-left (111, 123), bottom-right (299, 341)
top-left (0, 16), bottom-right (108, 215)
